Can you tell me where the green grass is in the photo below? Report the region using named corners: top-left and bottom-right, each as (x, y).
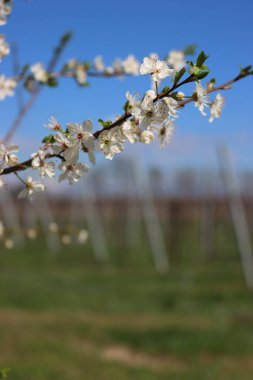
top-left (0, 226), bottom-right (253, 380)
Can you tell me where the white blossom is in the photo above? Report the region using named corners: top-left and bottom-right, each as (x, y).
top-left (98, 129), bottom-right (124, 160)
top-left (125, 91), bottom-right (140, 109)
top-left (67, 120), bottom-right (94, 149)
top-left (52, 132), bottom-right (78, 163)
top-left (44, 116), bottom-right (61, 131)
top-left (140, 56), bottom-right (173, 82)
top-left (0, 75), bottom-right (17, 100)
top-left (209, 93), bottom-right (225, 122)
top-left (75, 64), bottom-right (87, 85)
top-left (0, 143), bottom-right (19, 172)
top-left (67, 120), bottom-right (95, 163)
top-left (94, 55), bottom-right (105, 72)
top-left (66, 59), bottom-right (78, 70)
top-left (121, 120), bottom-right (140, 144)
top-left (131, 93), bottom-right (169, 131)
top-left (58, 161), bottom-right (89, 184)
top-left (163, 97), bottom-right (178, 118)
top-left (0, 34), bottom-right (10, 61)
top-left (194, 81), bottom-right (210, 116)
top-left (122, 55), bottom-right (140, 75)
top-left (18, 176), bottom-right (45, 200)
top-left (31, 63), bottom-right (48, 83)
top-left (167, 50), bottom-right (186, 72)
top-left (139, 130), bottom-right (155, 144)
top-left (158, 119), bottom-right (175, 148)
top-left (31, 149), bottom-right (55, 178)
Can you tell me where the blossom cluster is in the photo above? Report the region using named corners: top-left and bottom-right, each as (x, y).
top-left (0, 52), bottom-right (228, 200)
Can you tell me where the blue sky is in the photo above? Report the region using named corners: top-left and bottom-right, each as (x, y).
top-left (1, 0), bottom-right (253, 174)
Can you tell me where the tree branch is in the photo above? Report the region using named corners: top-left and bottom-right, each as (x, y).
top-left (1, 70), bottom-right (251, 177)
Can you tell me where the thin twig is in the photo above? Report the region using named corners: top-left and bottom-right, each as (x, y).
top-left (3, 33), bottom-right (72, 143)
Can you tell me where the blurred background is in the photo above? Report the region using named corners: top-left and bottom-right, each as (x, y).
top-left (1, 0), bottom-right (253, 379)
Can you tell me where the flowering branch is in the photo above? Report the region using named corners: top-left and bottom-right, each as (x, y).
top-left (0, 65), bottom-right (251, 181)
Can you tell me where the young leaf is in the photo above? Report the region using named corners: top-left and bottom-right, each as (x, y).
top-left (98, 119), bottom-right (112, 128)
top-left (196, 50), bottom-right (209, 67)
top-left (174, 67), bottom-right (186, 84)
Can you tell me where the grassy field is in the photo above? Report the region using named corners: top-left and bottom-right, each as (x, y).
top-left (0, 227), bottom-right (253, 380)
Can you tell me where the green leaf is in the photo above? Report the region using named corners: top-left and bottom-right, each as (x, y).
top-left (186, 60), bottom-right (194, 67)
top-left (122, 100), bottom-right (130, 112)
top-left (196, 50), bottom-right (209, 67)
top-left (174, 67), bottom-right (186, 84)
top-left (20, 64), bottom-right (30, 76)
top-left (161, 85), bottom-right (170, 93)
top-left (98, 119), bottom-right (112, 128)
top-left (195, 69), bottom-right (210, 80)
top-left (209, 77), bottom-right (216, 84)
top-left (47, 76), bottom-right (58, 87)
top-left (42, 134), bottom-right (56, 144)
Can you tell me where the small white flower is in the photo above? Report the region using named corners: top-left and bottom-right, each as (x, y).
top-left (0, 75), bottom-right (17, 100)
top-left (98, 129), bottom-right (124, 160)
top-left (163, 97), bottom-right (178, 118)
top-left (0, 143), bottom-right (19, 172)
top-left (122, 55), bottom-right (140, 75)
top-left (167, 50), bottom-right (186, 72)
top-left (131, 94), bottom-right (169, 131)
top-left (66, 58), bottom-right (78, 70)
top-left (67, 120), bottom-right (94, 149)
top-left (209, 93), bottom-right (225, 122)
top-left (53, 132), bottom-right (78, 163)
top-left (31, 63), bottom-right (48, 83)
top-left (67, 120), bottom-right (95, 164)
top-left (140, 56), bottom-right (173, 82)
top-left (94, 55), bottom-right (105, 72)
top-left (194, 81), bottom-right (210, 116)
top-left (0, 34), bottom-right (10, 61)
top-left (58, 161), bottom-right (89, 184)
top-left (75, 64), bottom-right (87, 85)
top-left (125, 91), bottom-right (140, 109)
top-left (139, 130), bottom-right (155, 144)
top-left (44, 116), bottom-right (61, 131)
top-left (121, 120), bottom-right (140, 144)
top-left (158, 119), bottom-right (175, 148)
top-left (18, 176), bottom-right (45, 200)
top-left (31, 149), bottom-right (55, 178)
